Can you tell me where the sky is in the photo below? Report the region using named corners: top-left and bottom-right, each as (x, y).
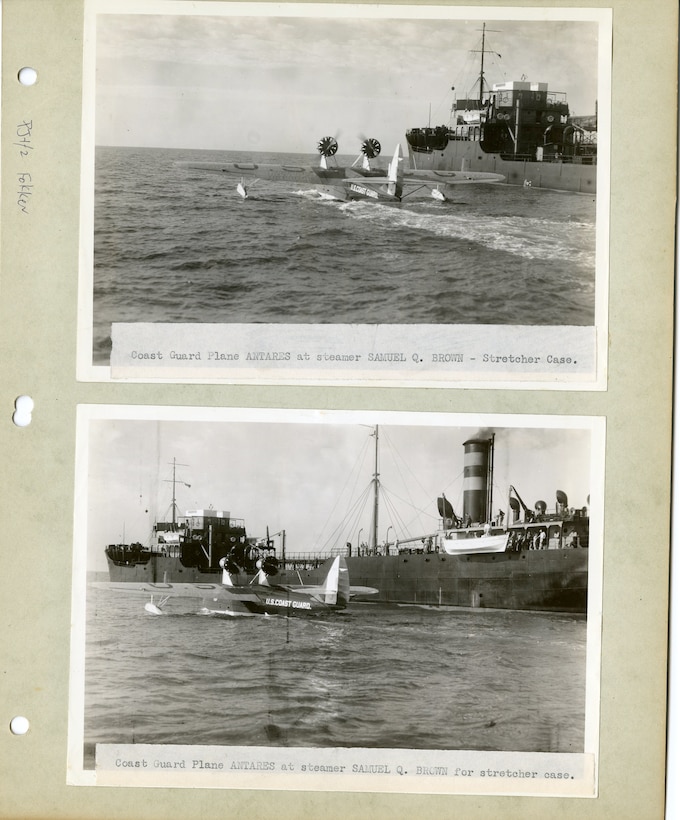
top-left (84, 414), bottom-right (594, 573)
top-left (93, 9), bottom-right (601, 152)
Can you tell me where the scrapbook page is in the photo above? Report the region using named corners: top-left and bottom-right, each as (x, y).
top-left (0, 0), bottom-right (676, 819)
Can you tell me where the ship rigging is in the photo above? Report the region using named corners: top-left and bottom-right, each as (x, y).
top-left (105, 428), bottom-right (590, 613)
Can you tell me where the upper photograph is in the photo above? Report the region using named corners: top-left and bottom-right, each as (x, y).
top-left (77, 2), bottom-right (611, 387)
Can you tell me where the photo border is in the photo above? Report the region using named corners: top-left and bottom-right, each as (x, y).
top-left (68, 405), bottom-right (605, 796)
top-left (76, 1), bottom-right (611, 390)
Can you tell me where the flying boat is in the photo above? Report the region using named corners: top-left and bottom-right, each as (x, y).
top-left (181, 137), bottom-right (505, 202)
top-left (93, 555), bottom-right (377, 617)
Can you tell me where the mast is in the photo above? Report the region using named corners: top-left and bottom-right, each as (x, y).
top-left (371, 426), bottom-right (379, 551)
top-left (164, 458), bottom-right (189, 529)
top-left (470, 23), bottom-right (501, 105)
top-left (479, 22), bottom-right (486, 105)
top-left (487, 435), bottom-right (495, 524)
top-left (171, 458), bottom-right (177, 526)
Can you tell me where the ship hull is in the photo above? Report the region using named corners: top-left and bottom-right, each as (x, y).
top-left (407, 141), bottom-right (596, 194)
top-left (106, 548), bottom-right (588, 614)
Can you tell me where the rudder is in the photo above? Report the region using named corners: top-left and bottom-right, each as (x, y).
top-left (320, 556), bottom-right (350, 607)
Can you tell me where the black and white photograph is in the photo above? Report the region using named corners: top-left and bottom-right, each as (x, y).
top-left (78, 2), bottom-right (611, 386)
top-left (3, 0), bottom-right (676, 816)
top-left (69, 407), bottom-right (603, 795)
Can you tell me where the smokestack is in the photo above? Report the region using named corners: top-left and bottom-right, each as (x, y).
top-left (463, 438), bottom-right (493, 524)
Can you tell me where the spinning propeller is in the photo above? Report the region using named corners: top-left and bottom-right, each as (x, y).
top-left (360, 138), bottom-right (381, 159)
top-left (257, 555), bottom-right (280, 577)
top-left (317, 136), bottom-right (339, 158)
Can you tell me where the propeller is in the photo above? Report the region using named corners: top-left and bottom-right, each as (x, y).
top-left (261, 555), bottom-right (279, 577)
top-left (317, 136), bottom-right (339, 158)
top-left (255, 555), bottom-right (279, 577)
top-left (219, 556), bottom-right (241, 575)
top-left (360, 137), bottom-right (381, 159)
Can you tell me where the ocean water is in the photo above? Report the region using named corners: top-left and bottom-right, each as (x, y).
top-left (92, 146), bottom-right (597, 364)
top-left (82, 589), bottom-right (586, 767)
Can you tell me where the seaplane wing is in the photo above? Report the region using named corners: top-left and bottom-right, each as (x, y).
top-left (182, 159), bottom-right (352, 188)
top-left (91, 580), bottom-right (254, 615)
top-left (93, 556), bottom-right (356, 617)
top-left (285, 583), bottom-right (379, 599)
top-left (348, 585), bottom-right (380, 598)
top-left (93, 581), bottom-right (223, 597)
top-left (403, 168), bottom-right (504, 185)
top-left (180, 137), bottom-right (504, 202)
top-left (400, 168), bottom-right (504, 201)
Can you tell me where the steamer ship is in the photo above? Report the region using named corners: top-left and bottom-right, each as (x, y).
top-left (405, 24), bottom-right (598, 193)
top-left (105, 433), bottom-right (589, 614)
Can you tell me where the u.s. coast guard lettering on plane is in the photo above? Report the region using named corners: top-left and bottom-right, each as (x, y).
top-left (181, 137), bottom-right (504, 203)
top-left (93, 555), bottom-right (377, 618)
top-left (265, 597), bottom-right (312, 610)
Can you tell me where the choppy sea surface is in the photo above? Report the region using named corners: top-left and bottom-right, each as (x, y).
top-left (81, 589), bottom-right (586, 768)
top-left (92, 146), bottom-right (597, 364)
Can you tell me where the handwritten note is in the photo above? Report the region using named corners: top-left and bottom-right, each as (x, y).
top-left (14, 120), bottom-right (33, 214)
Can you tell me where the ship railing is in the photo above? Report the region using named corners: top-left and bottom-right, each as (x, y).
top-left (278, 552), bottom-right (335, 571)
top-left (148, 544), bottom-right (182, 558)
top-left (500, 151), bottom-right (596, 165)
top-left (546, 91), bottom-right (567, 106)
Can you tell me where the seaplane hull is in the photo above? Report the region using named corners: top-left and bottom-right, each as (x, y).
top-left (93, 556), bottom-right (375, 618)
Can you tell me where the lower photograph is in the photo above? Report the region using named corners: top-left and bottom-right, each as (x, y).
top-left (68, 406), bottom-right (604, 796)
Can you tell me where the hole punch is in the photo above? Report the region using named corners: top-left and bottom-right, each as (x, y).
top-left (9, 716), bottom-right (30, 735)
top-left (18, 67), bottom-right (37, 86)
top-left (12, 395), bottom-right (34, 427)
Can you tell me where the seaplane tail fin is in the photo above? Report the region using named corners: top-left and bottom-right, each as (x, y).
top-left (388, 144), bottom-right (402, 180)
top-left (337, 557), bottom-right (350, 606)
top-left (320, 556), bottom-right (350, 607)
top-left (387, 144), bottom-right (403, 198)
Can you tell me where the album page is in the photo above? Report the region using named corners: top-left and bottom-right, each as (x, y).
top-left (0, 1), bottom-right (676, 819)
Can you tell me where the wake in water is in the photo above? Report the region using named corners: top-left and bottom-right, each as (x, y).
top-left (92, 147), bottom-right (598, 362)
top-left (336, 199), bottom-right (596, 268)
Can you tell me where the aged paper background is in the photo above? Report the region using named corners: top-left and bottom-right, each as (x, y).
top-left (0, 0), bottom-right (676, 819)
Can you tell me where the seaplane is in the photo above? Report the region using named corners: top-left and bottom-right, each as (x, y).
top-left (181, 137), bottom-right (504, 203)
top-left (93, 556), bottom-right (377, 617)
